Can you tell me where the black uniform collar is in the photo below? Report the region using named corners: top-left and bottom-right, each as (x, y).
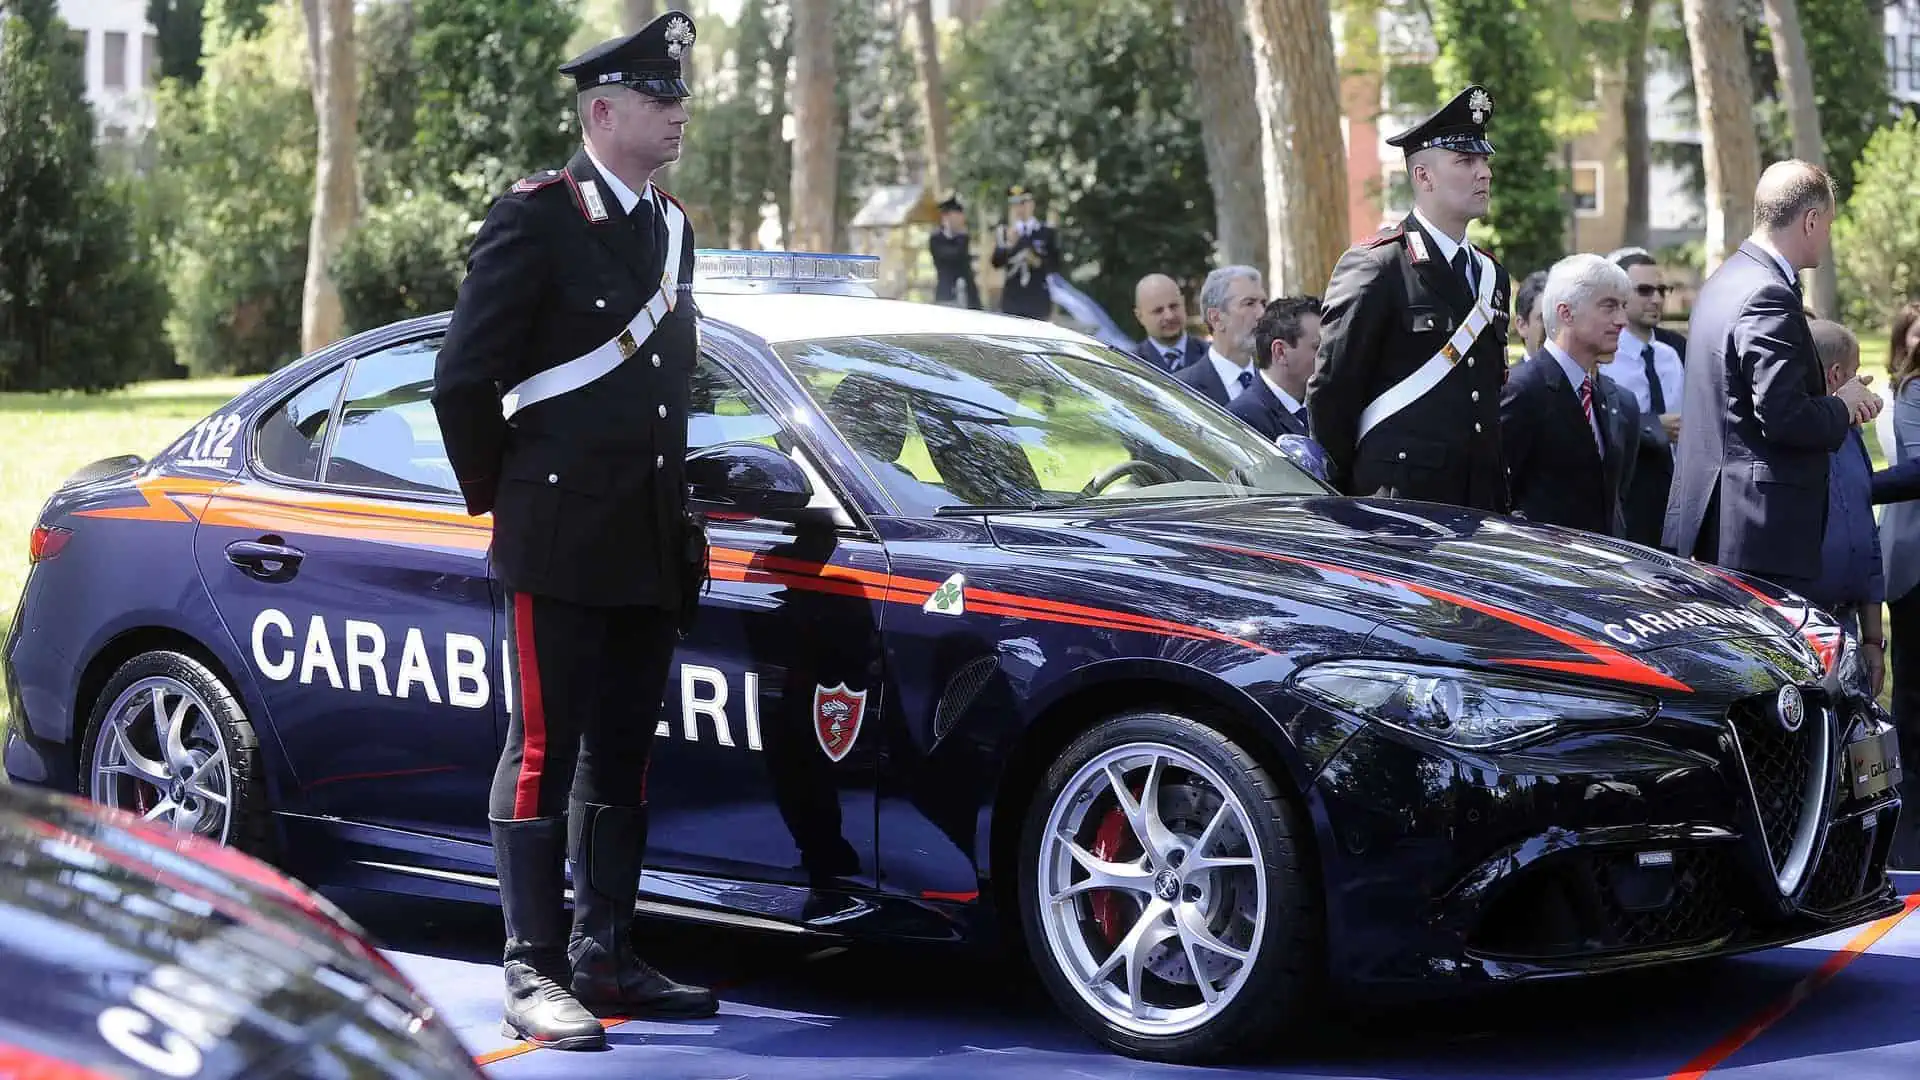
top-left (1402, 213), bottom-right (1474, 315)
top-left (564, 149), bottom-right (659, 284)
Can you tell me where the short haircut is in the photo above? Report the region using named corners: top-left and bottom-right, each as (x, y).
top-left (1754, 160), bottom-right (1836, 231)
top-left (1199, 265), bottom-right (1262, 317)
top-left (1809, 319), bottom-right (1859, 371)
top-left (1612, 250), bottom-right (1657, 273)
top-left (1541, 253), bottom-right (1631, 336)
top-left (1516, 270), bottom-right (1549, 323)
top-left (1253, 296), bottom-right (1321, 370)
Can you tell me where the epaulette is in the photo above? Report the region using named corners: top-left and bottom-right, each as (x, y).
top-left (510, 169), bottom-right (563, 195)
top-left (1365, 223), bottom-right (1404, 249)
top-left (655, 186), bottom-right (688, 214)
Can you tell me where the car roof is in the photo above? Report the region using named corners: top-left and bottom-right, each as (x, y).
top-left (696, 292), bottom-right (1105, 347)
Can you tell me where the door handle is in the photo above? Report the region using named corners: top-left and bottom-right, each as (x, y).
top-left (225, 539), bottom-right (305, 581)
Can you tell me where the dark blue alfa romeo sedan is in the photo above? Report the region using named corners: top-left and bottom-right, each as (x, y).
top-left (4, 252), bottom-right (1905, 1063)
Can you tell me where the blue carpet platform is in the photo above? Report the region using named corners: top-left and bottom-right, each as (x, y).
top-left (337, 872), bottom-right (1920, 1079)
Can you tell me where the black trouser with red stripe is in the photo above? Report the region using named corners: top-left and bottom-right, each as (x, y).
top-left (490, 590), bottom-right (678, 819)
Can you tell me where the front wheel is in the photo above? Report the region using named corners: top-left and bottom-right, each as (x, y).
top-left (1017, 710), bottom-right (1323, 1063)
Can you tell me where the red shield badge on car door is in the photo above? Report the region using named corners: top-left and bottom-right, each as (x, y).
top-left (813, 683), bottom-right (867, 762)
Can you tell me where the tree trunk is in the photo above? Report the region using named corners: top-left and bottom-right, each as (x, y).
top-left (1178, 0), bottom-right (1266, 272)
top-left (1681, 0), bottom-right (1759, 274)
top-left (302, 0), bottom-right (356, 352)
top-left (623, 0), bottom-right (657, 34)
top-left (1242, 0), bottom-right (1348, 294)
top-left (1760, 0), bottom-right (1836, 316)
top-left (1621, 0), bottom-right (1652, 251)
top-left (908, 0), bottom-right (951, 196)
top-left (788, 0), bottom-right (837, 252)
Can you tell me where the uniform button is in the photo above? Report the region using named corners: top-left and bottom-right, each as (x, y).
top-left (1467, 358), bottom-right (1476, 368)
top-left (595, 298), bottom-right (606, 309)
top-left (1474, 422), bottom-right (1483, 433)
top-left (1471, 390), bottom-right (1480, 402)
top-left (547, 473), bottom-right (558, 484)
top-left (1397, 451), bottom-right (1407, 461)
top-left (657, 405), bottom-right (667, 418)
top-left (656, 455), bottom-right (665, 468)
top-left (651, 354), bottom-right (661, 368)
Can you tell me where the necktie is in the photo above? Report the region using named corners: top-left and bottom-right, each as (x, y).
top-left (1452, 247), bottom-right (1474, 298)
top-left (1237, 369), bottom-right (1254, 390)
top-left (1579, 376), bottom-right (1602, 454)
top-left (1293, 406), bottom-right (1310, 432)
top-left (1641, 343), bottom-right (1666, 414)
top-left (1163, 348), bottom-right (1181, 371)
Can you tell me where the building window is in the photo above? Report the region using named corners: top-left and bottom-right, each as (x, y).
top-left (144, 33), bottom-right (159, 86)
top-left (1910, 34), bottom-right (1919, 91)
top-left (1571, 162), bottom-right (1603, 217)
top-left (104, 31), bottom-right (126, 90)
top-left (68, 28), bottom-right (88, 77)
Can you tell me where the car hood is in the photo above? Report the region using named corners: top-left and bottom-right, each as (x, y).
top-left (984, 496), bottom-right (1831, 689)
top-left (0, 787), bottom-right (476, 1079)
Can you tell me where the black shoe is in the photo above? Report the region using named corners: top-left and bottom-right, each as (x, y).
top-left (493, 816), bottom-right (607, 1051)
top-left (567, 801), bottom-right (720, 1018)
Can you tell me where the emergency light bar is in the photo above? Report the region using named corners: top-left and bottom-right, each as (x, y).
top-left (693, 249), bottom-right (880, 297)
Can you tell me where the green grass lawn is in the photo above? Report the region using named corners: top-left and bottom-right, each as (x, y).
top-left (0, 376), bottom-right (260, 742)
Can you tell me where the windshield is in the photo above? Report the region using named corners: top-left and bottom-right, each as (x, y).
top-left (772, 333), bottom-right (1325, 515)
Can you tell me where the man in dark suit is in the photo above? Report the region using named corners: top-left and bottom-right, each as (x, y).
top-left (1306, 84), bottom-right (1511, 511)
top-left (431, 12), bottom-right (718, 1051)
top-left (1175, 265), bottom-right (1266, 407)
top-left (1500, 255), bottom-right (1633, 535)
top-left (1516, 269), bottom-right (1640, 535)
top-left (990, 185), bottom-right (1062, 319)
top-left (928, 191), bottom-right (980, 309)
top-left (1131, 273), bottom-right (1208, 373)
top-left (1230, 295), bottom-right (1321, 440)
top-left (1663, 160), bottom-right (1882, 594)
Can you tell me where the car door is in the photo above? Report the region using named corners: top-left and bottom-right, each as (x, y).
top-left (641, 351), bottom-right (887, 889)
top-left (193, 335), bottom-right (501, 843)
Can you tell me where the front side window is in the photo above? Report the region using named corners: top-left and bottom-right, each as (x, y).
top-left (323, 337), bottom-right (457, 497)
top-left (254, 368), bottom-right (346, 483)
top-left (774, 333), bottom-right (1321, 515)
top-left (688, 352), bottom-right (784, 453)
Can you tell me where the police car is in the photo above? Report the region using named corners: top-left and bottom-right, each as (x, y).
top-left (0, 782), bottom-right (480, 1079)
top-left (3, 251), bottom-right (1906, 1064)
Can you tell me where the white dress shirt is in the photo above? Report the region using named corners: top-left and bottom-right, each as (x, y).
top-left (1609, 327), bottom-right (1684, 426)
top-left (584, 143), bottom-right (652, 215)
top-left (1259, 368), bottom-right (1305, 416)
top-left (1751, 235), bottom-right (1801, 290)
top-left (1208, 347), bottom-right (1253, 401)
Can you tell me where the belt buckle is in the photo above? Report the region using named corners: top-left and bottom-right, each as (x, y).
top-left (617, 328), bottom-right (638, 359)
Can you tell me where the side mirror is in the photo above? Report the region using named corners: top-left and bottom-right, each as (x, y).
top-left (685, 441), bottom-right (813, 513)
top-left (1274, 433), bottom-right (1330, 484)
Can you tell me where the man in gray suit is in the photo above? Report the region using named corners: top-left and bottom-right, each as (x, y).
top-left (1663, 160), bottom-right (1882, 594)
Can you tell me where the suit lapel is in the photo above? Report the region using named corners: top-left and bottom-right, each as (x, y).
top-left (1539, 353), bottom-right (1603, 469)
top-left (564, 150), bottom-right (652, 286)
top-left (1405, 214), bottom-right (1473, 316)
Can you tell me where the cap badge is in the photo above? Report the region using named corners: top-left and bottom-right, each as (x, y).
top-left (1469, 88), bottom-right (1493, 125)
top-left (665, 16), bottom-right (695, 59)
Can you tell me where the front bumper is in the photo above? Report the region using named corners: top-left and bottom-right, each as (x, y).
top-left (1311, 679), bottom-right (1904, 989)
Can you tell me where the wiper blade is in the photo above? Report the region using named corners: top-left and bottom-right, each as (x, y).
top-left (932, 501), bottom-right (1056, 516)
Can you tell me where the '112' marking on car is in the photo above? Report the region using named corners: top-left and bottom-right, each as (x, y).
top-left (248, 609), bottom-right (766, 749)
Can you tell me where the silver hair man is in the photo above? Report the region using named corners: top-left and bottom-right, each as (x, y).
top-left (1200, 265), bottom-right (1263, 318)
top-left (1542, 253), bottom-right (1633, 335)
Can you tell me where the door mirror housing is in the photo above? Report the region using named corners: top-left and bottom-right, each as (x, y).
top-left (685, 441), bottom-right (813, 513)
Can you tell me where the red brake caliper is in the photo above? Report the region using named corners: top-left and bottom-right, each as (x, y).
top-left (1088, 787), bottom-right (1144, 946)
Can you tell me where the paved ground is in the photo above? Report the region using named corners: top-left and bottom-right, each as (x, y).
top-left (338, 871), bottom-right (1920, 1079)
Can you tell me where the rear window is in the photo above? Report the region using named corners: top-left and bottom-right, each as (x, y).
top-left (255, 368), bottom-right (346, 483)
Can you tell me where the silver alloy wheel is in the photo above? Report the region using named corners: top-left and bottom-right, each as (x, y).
top-left (88, 675), bottom-right (233, 844)
top-left (1036, 741), bottom-right (1266, 1037)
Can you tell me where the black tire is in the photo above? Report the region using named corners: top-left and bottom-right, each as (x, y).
top-left (1016, 709), bottom-right (1323, 1064)
top-left (76, 650), bottom-right (274, 859)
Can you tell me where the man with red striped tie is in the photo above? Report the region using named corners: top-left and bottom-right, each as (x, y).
top-left (432, 12), bottom-right (717, 1052)
top-left (1497, 253), bottom-right (1635, 535)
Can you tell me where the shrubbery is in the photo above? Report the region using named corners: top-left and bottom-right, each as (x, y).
top-left (1834, 111), bottom-right (1920, 337)
top-left (331, 189), bottom-right (474, 333)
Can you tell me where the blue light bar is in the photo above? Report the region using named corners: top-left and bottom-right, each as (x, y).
top-left (693, 248), bottom-right (880, 296)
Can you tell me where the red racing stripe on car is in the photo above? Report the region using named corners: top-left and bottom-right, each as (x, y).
top-left (0, 1042), bottom-right (120, 1079)
top-left (1695, 564), bottom-right (1840, 672)
top-left (1203, 543), bottom-right (1692, 693)
top-left (510, 594), bottom-right (548, 819)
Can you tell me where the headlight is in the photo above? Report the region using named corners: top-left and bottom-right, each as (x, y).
top-left (1293, 660), bottom-right (1659, 750)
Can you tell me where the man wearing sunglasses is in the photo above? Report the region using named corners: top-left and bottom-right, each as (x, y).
top-left (1605, 250), bottom-right (1686, 547)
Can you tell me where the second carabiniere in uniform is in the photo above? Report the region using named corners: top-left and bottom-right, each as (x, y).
top-left (430, 11), bottom-right (718, 1053)
top-left (1306, 85), bottom-right (1512, 513)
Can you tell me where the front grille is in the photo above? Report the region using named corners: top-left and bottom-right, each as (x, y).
top-left (1727, 693), bottom-right (1821, 874)
top-left (1803, 818), bottom-right (1875, 913)
top-left (1468, 847), bottom-right (1739, 961)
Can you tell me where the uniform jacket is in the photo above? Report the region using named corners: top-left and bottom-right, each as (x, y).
top-left (1228, 372), bottom-right (1311, 441)
top-left (1305, 213), bottom-right (1511, 512)
top-left (431, 148), bottom-right (698, 610)
top-left (1661, 241), bottom-right (1850, 578)
top-left (928, 228), bottom-right (980, 308)
top-left (1498, 348), bottom-right (1623, 536)
top-left (991, 222), bottom-right (1060, 318)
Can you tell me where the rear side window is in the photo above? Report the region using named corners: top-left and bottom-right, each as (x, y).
top-left (323, 337), bottom-right (457, 497)
top-left (254, 368), bottom-right (346, 482)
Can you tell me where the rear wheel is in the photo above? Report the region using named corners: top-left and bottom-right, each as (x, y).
top-left (1017, 710), bottom-right (1322, 1063)
top-left (77, 650), bottom-right (272, 857)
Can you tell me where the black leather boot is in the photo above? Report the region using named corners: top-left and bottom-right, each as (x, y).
top-left (492, 816), bottom-right (606, 1051)
top-left (567, 801), bottom-right (719, 1018)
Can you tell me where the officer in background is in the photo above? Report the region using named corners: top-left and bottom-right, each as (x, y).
top-left (991, 185), bottom-right (1061, 319)
top-left (928, 191), bottom-right (980, 308)
top-left (1306, 85), bottom-right (1511, 512)
top-left (431, 10), bottom-right (718, 1053)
